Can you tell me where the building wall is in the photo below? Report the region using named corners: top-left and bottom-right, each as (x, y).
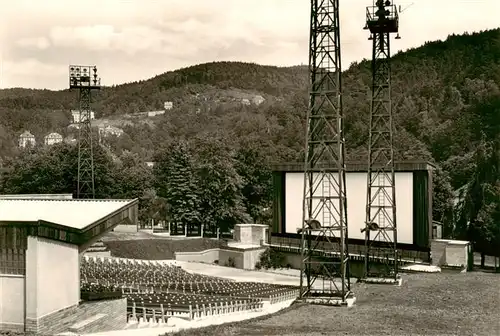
top-left (446, 244), bottom-right (468, 266)
top-left (175, 249), bottom-right (220, 264)
top-left (284, 172), bottom-right (414, 244)
top-left (175, 247), bottom-right (266, 270)
top-left (0, 274), bottom-right (24, 331)
top-left (114, 224), bottom-right (138, 233)
top-left (26, 236), bottom-right (79, 331)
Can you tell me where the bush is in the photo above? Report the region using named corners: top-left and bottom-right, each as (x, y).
top-left (256, 248), bottom-right (287, 269)
top-left (224, 257), bottom-right (236, 267)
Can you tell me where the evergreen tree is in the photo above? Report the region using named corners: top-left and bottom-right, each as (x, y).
top-left (154, 141), bottom-right (202, 234)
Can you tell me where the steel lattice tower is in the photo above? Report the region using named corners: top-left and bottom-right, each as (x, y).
top-left (69, 65), bottom-right (101, 199)
top-left (299, 0), bottom-right (352, 305)
top-left (363, 0), bottom-right (401, 281)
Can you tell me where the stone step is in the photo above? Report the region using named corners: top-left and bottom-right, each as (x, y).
top-left (69, 313), bottom-right (107, 334)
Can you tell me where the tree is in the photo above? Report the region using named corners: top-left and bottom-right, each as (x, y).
top-left (2, 142), bottom-right (123, 199)
top-left (154, 141), bottom-right (202, 234)
top-left (234, 142), bottom-right (273, 224)
top-left (112, 151), bottom-right (154, 224)
top-left (432, 166), bottom-right (455, 238)
top-left (191, 136), bottom-right (251, 234)
top-left (456, 138), bottom-right (500, 266)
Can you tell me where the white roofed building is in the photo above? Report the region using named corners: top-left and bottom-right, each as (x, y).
top-left (19, 131), bottom-right (36, 148)
top-left (0, 198), bottom-right (138, 334)
top-left (44, 132), bottom-right (63, 146)
top-left (98, 125), bottom-right (124, 138)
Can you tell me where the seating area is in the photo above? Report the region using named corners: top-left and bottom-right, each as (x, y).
top-left (80, 256), bottom-right (300, 325)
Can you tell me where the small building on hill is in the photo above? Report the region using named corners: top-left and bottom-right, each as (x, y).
top-left (71, 110), bottom-right (95, 124)
top-left (0, 197), bottom-right (138, 333)
top-left (98, 125), bottom-right (124, 138)
top-left (18, 131), bottom-right (36, 148)
top-left (44, 132), bottom-right (63, 146)
top-left (146, 110), bottom-right (165, 117)
top-left (164, 101), bottom-right (173, 110)
top-left (252, 95), bottom-right (265, 106)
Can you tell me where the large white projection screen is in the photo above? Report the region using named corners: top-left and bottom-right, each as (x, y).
top-left (285, 172), bottom-right (414, 244)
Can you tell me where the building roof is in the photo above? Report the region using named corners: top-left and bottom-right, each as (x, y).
top-left (0, 194), bottom-right (73, 200)
top-left (272, 161), bottom-right (435, 172)
top-left (0, 198), bottom-right (137, 230)
top-left (45, 132), bottom-right (63, 138)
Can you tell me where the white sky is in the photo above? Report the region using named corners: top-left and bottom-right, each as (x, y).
top-left (0, 0), bottom-right (498, 90)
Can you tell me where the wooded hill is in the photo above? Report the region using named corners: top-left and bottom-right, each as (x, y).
top-left (0, 28), bottom-right (499, 252)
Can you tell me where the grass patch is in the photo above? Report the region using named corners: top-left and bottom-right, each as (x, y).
top-left (163, 272), bottom-right (500, 336)
top-left (104, 238), bottom-right (227, 260)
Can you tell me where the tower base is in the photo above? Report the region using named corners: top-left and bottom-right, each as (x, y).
top-left (359, 275), bottom-right (402, 286)
top-left (297, 293), bottom-right (356, 307)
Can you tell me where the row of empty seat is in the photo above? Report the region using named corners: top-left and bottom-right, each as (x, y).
top-left (80, 256), bottom-right (299, 321)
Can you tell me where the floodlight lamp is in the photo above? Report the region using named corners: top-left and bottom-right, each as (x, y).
top-left (385, 0), bottom-right (391, 6)
top-left (83, 68), bottom-right (87, 73)
top-left (93, 66), bottom-right (97, 73)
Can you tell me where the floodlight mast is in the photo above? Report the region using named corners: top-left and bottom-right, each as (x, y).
top-left (69, 65), bottom-right (101, 199)
top-left (299, 0), bottom-right (352, 305)
top-left (363, 0), bottom-right (401, 281)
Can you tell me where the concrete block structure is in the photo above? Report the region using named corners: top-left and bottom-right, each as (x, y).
top-left (431, 239), bottom-right (471, 269)
top-left (0, 198), bottom-right (138, 333)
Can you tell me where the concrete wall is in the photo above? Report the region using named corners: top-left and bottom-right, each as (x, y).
top-left (25, 236), bottom-right (80, 332)
top-left (219, 248), bottom-right (266, 270)
top-left (175, 249), bottom-right (220, 264)
top-left (446, 244), bottom-right (469, 267)
top-left (0, 274), bottom-right (24, 331)
top-left (430, 240), bottom-right (447, 266)
top-left (285, 172), bottom-right (414, 244)
top-left (431, 239), bottom-right (470, 267)
top-left (114, 224), bottom-right (138, 233)
top-left (84, 251), bottom-right (112, 257)
top-left (234, 224), bottom-right (267, 245)
top-left (174, 247), bottom-right (266, 270)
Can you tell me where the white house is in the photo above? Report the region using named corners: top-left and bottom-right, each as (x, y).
top-left (147, 111), bottom-right (165, 117)
top-left (164, 101), bottom-right (173, 110)
top-left (252, 95), bottom-right (265, 106)
top-left (98, 125), bottom-right (124, 138)
top-left (241, 98), bottom-right (251, 106)
top-left (18, 131), bottom-right (36, 148)
top-left (71, 110), bottom-right (95, 124)
top-left (44, 132), bottom-right (63, 146)
top-left (0, 197), bottom-right (138, 333)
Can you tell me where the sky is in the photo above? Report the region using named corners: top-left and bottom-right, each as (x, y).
top-left (0, 0), bottom-right (499, 90)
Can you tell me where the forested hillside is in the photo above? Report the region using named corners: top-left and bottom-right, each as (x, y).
top-left (0, 29), bottom-right (498, 256)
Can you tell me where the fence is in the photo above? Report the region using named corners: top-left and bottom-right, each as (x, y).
top-left (270, 235), bottom-right (429, 264)
top-left (125, 287), bottom-right (299, 324)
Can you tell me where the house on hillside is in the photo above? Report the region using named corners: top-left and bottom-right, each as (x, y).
top-left (252, 95), bottom-right (265, 106)
top-left (241, 98), bottom-right (251, 106)
top-left (164, 101), bottom-right (173, 110)
top-left (147, 110), bottom-right (165, 117)
top-left (18, 131), bottom-right (36, 148)
top-left (44, 132), bottom-right (63, 146)
top-left (71, 110), bottom-right (95, 123)
top-left (145, 161), bottom-right (155, 168)
top-left (98, 125), bottom-right (124, 138)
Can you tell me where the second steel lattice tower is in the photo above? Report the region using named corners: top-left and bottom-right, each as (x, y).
top-left (299, 0), bottom-right (351, 304)
top-left (363, 0), bottom-right (401, 280)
